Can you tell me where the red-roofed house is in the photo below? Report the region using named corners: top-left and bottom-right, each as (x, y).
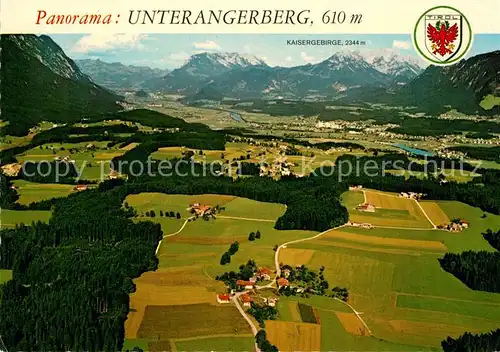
top-left (236, 280), bottom-right (254, 290)
top-left (73, 184), bottom-right (88, 191)
top-left (356, 203), bottom-right (375, 212)
top-left (277, 278), bottom-right (289, 288)
top-left (189, 203), bottom-right (212, 216)
top-left (240, 293), bottom-right (254, 307)
top-left (256, 267), bottom-right (272, 281)
top-left (216, 293), bottom-right (231, 304)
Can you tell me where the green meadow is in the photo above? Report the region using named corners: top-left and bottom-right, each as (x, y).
top-left (1, 209), bottom-right (52, 229)
top-left (279, 198), bottom-right (500, 348)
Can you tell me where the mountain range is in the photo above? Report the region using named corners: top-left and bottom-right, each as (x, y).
top-left (76, 59), bottom-right (170, 90)
top-left (1, 34), bottom-right (498, 139)
top-left (76, 51), bottom-right (423, 99)
top-left (1, 34), bottom-right (122, 136)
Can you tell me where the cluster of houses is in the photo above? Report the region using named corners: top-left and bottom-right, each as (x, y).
top-left (216, 292), bottom-right (279, 308)
top-left (54, 156), bottom-right (75, 163)
top-left (399, 192), bottom-right (423, 200)
top-left (1, 163), bottom-right (22, 177)
top-left (188, 203), bottom-right (213, 216)
top-left (438, 219), bottom-right (470, 232)
top-left (258, 156), bottom-right (295, 178)
top-left (216, 267), bottom-right (281, 308)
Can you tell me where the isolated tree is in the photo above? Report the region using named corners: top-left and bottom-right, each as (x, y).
top-left (169, 211), bottom-right (175, 217)
top-left (220, 252), bottom-right (231, 265)
top-left (150, 210), bottom-right (156, 218)
top-left (255, 230), bottom-right (261, 239)
top-left (248, 232), bottom-right (256, 241)
top-left (176, 212), bottom-right (181, 219)
top-left (159, 210), bottom-right (164, 217)
top-left (145, 211), bottom-right (150, 217)
top-left (124, 202), bottom-right (129, 209)
top-left (229, 241), bottom-right (239, 255)
top-left (273, 245), bottom-right (278, 252)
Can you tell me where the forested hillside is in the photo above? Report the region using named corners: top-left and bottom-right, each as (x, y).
top-left (0, 35), bottom-right (122, 136)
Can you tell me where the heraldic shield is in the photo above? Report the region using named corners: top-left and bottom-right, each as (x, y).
top-left (424, 14), bottom-right (463, 62)
top-left (413, 6), bottom-right (472, 65)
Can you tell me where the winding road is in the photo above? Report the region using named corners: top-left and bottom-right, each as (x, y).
top-left (154, 218), bottom-right (191, 255)
top-left (153, 215), bottom-right (373, 350)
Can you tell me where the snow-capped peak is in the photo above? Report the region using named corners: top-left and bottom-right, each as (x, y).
top-left (322, 49), bottom-right (424, 77)
top-left (190, 52), bottom-right (267, 68)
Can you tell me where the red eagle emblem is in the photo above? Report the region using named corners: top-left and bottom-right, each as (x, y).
top-left (426, 20), bottom-right (459, 57)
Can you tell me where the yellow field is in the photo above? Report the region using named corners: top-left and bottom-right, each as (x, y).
top-left (279, 248), bottom-right (315, 266)
top-left (125, 267), bottom-right (225, 339)
top-left (349, 190), bottom-right (433, 228)
top-left (419, 201), bottom-right (450, 226)
top-left (336, 312), bottom-right (369, 336)
top-left (265, 320), bottom-right (321, 352)
top-left (138, 304), bottom-right (251, 339)
top-left (323, 230), bottom-right (447, 252)
top-left (120, 142), bottom-right (139, 151)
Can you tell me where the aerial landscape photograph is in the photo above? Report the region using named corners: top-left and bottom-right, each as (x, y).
top-left (0, 32), bottom-right (499, 352)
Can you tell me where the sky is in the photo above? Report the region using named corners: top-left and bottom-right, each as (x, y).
top-left (49, 33), bottom-right (499, 70)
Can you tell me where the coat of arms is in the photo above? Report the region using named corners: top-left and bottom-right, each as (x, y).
top-left (413, 6), bottom-right (472, 65)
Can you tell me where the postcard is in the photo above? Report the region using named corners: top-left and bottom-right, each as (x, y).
top-left (0, 1), bottom-right (499, 351)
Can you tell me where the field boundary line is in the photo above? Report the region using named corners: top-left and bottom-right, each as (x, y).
top-left (395, 306), bottom-right (500, 323)
top-left (414, 199), bottom-right (437, 228)
top-left (155, 218), bottom-right (190, 256)
top-left (217, 215), bottom-right (275, 223)
top-left (369, 225), bottom-right (439, 231)
top-left (395, 292), bottom-right (500, 306)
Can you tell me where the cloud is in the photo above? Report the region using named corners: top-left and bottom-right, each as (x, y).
top-left (72, 34), bottom-right (149, 53)
top-left (160, 51), bottom-right (191, 67)
top-left (285, 56), bottom-right (293, 62)
top-left (193, 40), bottom-right (220, 50)
top-left (243, 45), bottom-right (251, 53)
top-left (392, 40), bottom-right (411, 50)
top-left (300, 51), bottom-right (315, 63)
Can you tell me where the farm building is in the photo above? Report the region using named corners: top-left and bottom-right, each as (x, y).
top-left (236, 280), bottom-right (254, 290)
top-left (1, 163), bottom-right (22, 177)
top-left (240, 294), bottom-right (254, 307)
top-left (399, 192), bottom-right (423, 200)
top-left (267, 298), bottom-right (277, 307)
top-left (277, 278), bottom-right (290, 288)
top-left (356, 203), bottom-right (376, 212)
top-left (73, 185), bottom-right (88, 191)
top-left (256, 267), bottom-right (272, 281)
top-left (189, 203), bottom-right (213, 216)
top-left (216, 294), bottom-right (231, 304)
top-left (282, 269), bottom-right (291, 278)
top-left (441, 219), bottom-right (470, 232)
top-left (347, 222), bottom-right (374, 229)
top-left (349, 185), bottom-right (363, 191)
